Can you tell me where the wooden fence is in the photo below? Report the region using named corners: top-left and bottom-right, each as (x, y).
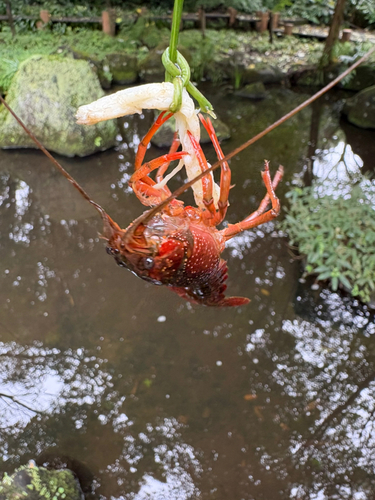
top-left (1, 6), bottom-right (287, 37)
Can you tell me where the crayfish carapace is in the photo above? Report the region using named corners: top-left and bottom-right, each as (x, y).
top-left (1, 84), bottom-right (283, 307)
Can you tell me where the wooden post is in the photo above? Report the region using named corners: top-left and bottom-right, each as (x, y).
top-left (198, 7), bottom-right (206, 37)
top-left (284, 23), bottom-right (294, 36)
top-left (271, 12), bottom-right (280, 30)
top-left (269, 12), bottom-right (273, 43)
top-left (256, 11), bottom-right (270, 33)
top-left (37, 10), bottom-right (50, 30)
top-left (5, 1), bottom-right (15, 37)
top-left (228, 7), bottom-right (237, 27)
top-left (102, 10), bottom-right (115, 36)
top-left (341, 29), bottom-right (352, 42)
top-left (40, 10), bottom-right (50, 23)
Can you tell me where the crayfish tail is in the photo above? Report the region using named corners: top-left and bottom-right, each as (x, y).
top-left (169, 259), bottom-right (250, 307)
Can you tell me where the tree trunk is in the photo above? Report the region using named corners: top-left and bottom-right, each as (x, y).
top-left (321, 0), bottom-right (346, 66)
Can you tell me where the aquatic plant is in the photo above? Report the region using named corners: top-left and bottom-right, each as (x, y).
top-left (0, 463), bottom-right (82, 500)
top-left (281, 180), bottom-right (375, 304)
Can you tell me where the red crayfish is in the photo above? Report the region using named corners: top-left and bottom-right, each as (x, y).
top-left (101, 111), bottom-right (283, 307)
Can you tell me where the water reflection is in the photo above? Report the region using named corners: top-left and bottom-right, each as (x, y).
top-left (0, 88), bottom-right (375, 499)
top-left (313, 141), bottom-right (364, 197)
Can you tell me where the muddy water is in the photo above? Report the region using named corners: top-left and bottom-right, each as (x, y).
top-left (1, 87), bottom-right (375, 500)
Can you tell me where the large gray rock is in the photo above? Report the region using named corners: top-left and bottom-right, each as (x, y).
top-left (0, 55), bottom-right (118, 157)
top-left (0, 463), bottom-right (83, 500)
top-left (342, 85), bottom-right (375, 129)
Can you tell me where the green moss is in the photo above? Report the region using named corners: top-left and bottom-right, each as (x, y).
top-left (0, 464), bottom-right (82, 500)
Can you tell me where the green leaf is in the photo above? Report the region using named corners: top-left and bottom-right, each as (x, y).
top-left (331, 276), bottom-right (339, 291)
top-left (338, 275), bottom-right (352, 290)
top-left (317, 271), bottom-right (332, 281)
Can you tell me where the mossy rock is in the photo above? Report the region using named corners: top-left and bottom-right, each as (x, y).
top-left (342, 85), bottom-right (375, 129)
top-left (289, 65), bottom-right (324, 86)
top-left (204, 56), bottom-right (236, 83)
top-left (235, 82), bottom-right (266, 99)
top-left (0, 463), bottom-right (83, 500)
top-left (0, 55), bottom-right (118, 156)
top-left (241, 63), bottom-right (285, 85)
top-left (338, 64), bottom-right (375, 92)
top-left (151, 114), bottom-right (230, 148)
top-left (104, 52), bottom-right (138, 85)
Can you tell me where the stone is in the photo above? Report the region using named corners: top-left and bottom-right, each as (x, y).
top-left (138, 46), bottom-right (166, 83)
top-left (104, 52), bottom-right (138, 85)
top-left (201, 118), bottom-right (231, 143)
top-left (290, 65), bottom-right (323, 86)
top-left (339, 64), bottom-right (375, 92)
top-left (241, 63), bottom-right (285, 85)
top-left (342, 85), bottom-right (375, 129)
top-left (0, 463), bottom-right (83, 500)
top-left (0, 55), bottom-right (118, 157)
top-left (151, 115), bottom-right (230, 148)
top-left (235, 81), bottom-right (266, 99)
top-left (204, 56), bottom-right (236, 83)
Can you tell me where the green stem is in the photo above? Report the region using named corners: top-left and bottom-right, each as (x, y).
top-left (169, 0), bottom-right (184, 64)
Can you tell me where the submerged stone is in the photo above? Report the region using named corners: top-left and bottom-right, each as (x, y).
top-left (235, 82), bottom-right (267, 99)
top-left (342, 85), bottom-right (375, 129)
top-left (241, 63), bottom-right (284, 85)
top-left (0, 55), bottom-right (118, 157)
top-left (289, 65), bottom-right (324, 86)
top-left (0, 463), bottom-right (83, 500)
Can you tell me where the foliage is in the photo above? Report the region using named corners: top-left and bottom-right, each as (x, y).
top-left (0, 27), bottom-right (325, 91)
top-left (2, 0), bottom-right (375, 26)
top-left (0, 30), bottom-right (140, 91)
top-left (348, 0), bottom-right (375, 25)
top-left (275, 0), bottom-right (338, 23)
top-left (281, 180), bottom-right (375, 304)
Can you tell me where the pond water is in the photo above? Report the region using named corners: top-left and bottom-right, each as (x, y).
top-left (1, 86), bottom-right (375, 500)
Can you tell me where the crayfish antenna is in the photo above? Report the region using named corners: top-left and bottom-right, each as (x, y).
top-left (219, 296), bottom-right (250, 307)
top-left (100, 211), bottom-right (122, 241)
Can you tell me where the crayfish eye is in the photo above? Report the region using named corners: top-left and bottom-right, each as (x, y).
top-left (106, 246), bottom-right (119, 256)
top-left (143, 256), bottom-right (154, 270)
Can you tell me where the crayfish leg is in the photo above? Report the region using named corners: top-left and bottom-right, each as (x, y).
top-left (221, 161), bottom-right (283, 241)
